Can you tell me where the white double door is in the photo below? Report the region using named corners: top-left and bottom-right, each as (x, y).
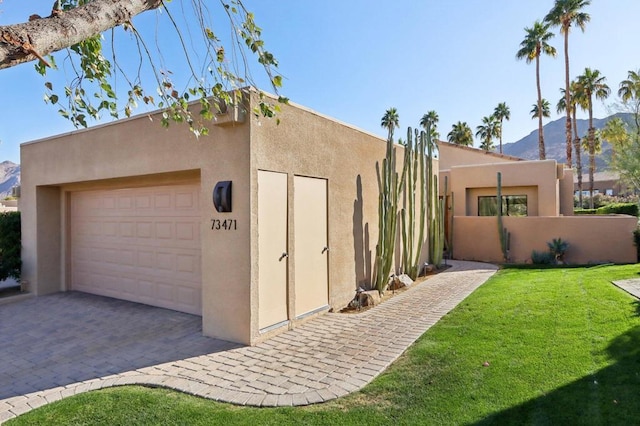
top-left (257, 171), bottom-right (329, 330)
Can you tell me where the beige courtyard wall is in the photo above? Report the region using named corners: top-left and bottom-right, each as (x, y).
top-left (452, 215), bottom-right (637, 264)
top-left (21, 107), bottom-right (254, 344)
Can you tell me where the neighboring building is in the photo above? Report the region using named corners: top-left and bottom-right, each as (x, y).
top-left (439, 142), bottom-right (636, 264)
top-left (20, 90), bottom-right (428, 346)
top-left (573, 171), bottom-right (630, 197)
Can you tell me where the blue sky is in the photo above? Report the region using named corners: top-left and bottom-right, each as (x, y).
top-left (1, 1), bottom-right (639, 164)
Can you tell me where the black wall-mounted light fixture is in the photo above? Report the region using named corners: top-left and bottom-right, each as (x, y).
top-left (213, 181), bottom-right (232, 212)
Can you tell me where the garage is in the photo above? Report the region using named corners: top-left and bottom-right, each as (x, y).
top-left (70, 184), bottom-right (202, 315)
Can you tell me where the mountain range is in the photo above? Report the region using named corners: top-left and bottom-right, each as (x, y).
top-left (501, 113), bottom-right (634, 172)
top-left (0, 161), bottom-right (20, 200)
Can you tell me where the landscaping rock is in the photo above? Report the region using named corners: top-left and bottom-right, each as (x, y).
top-left (346, 288), bottom-right (382, 311)
top-left (389, 274), bottom-right (413, 290)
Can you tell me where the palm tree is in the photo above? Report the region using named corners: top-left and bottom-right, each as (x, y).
top-left (576, 67), bottom-right (610, 208)
top-left (618, 69), bottom-right (640, 135)
top-left (558, 81), bottom-right (586, 206)
top-left (530, 98), bottom-right (551, 119)
top-left (447, 121), bottom-right (473, 146)
top-left (419, 110), bottom-right (440, 152)
top-left (475, 115), bottom-right (499, 152)
top-left (381, 108), bottom-right (399, 141)
top-left (545, 0), bottom-right (591, 167)
top-left (493, 102), bottom-right (510, 154)
top-left (516, 20), bottom-right (557, 160)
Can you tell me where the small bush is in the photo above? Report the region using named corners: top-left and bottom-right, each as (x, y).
top-left (0, 211), bottom-right (21, 281)
top-left (548, 238), bottom-right (569, 263)
top-left (574, 208), bottom-right (597, 215)
top-left (596, 202), bottom-right (639, 217)
top-left (531, 250), bottom-right (554, 265)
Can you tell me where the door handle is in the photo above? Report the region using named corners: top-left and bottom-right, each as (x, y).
top-left (322, 246), bottom-right (329, 254)
top-left (279, 252), bottom-right (288, 261)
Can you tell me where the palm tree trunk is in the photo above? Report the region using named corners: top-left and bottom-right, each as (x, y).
top-left (572, 108), bottom-right (583, 208)
top-left (588, 102), bottom-right (595, 209)
top-left (536, 55), bottom-right (546, 160)
top-left (499, 118), bottom-right (503, 154)
top-left (563, 31), bottom-right (573, 167)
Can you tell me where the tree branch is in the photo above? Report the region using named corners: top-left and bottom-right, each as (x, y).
top-left (0, 0), bottom-right (163, 69)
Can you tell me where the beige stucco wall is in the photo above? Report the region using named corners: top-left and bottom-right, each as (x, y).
top-left (437, 141), bottom-right (522, 170)
top-left (559, 166), bottom-right (575, 216)
top-left (21, 106), bottom-right (254, 344)
top-left (441, 156), bottom-right (634, 265)
top-left (449, 160), bottom-right (564, 217)
top-left (249, 95), bottom-right (432, 340)
top-left (452, 215), bottom-right (637, 264)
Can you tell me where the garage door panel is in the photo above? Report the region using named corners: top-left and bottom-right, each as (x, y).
top-left (71, 184), bottom-right (202, 315)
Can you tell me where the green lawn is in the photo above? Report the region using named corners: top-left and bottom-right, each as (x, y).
top-left (8, 265), bottom-right (640, 425)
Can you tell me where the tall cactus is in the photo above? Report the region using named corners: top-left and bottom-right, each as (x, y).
top-left (497, 172), bottom-right (511, 262)
top-left (442, 175), bottom-right (452, 258)
top-left (426, 129), bottom-right (445, 267)
top-left (373, 132), bottom-right (404, 293)
top-left (400, 128), bottom-right (427, 280)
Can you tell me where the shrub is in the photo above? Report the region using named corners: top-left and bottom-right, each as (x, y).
top-left (547, 238), bottom-right (569, 264)
top-left (574, 194), bottom-right (640, 209)
top-left (531, 250), bottom-right (554, 265)
top-left (634, 227), bottom-right (640, 263)
top-left (0, 211), bottom-right (21, 281)
top-left (574, 208), bottom-right (597, 215)
top-left (596, 202), bottom-right (639, 217)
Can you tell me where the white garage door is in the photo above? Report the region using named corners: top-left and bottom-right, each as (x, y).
top-left (70, 184), bottom-right (202, 315)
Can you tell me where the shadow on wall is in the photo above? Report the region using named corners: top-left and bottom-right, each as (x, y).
top-left (476, 321), bottom-right (640, 424)
top-left (353, 175), bottom-right (372, 290)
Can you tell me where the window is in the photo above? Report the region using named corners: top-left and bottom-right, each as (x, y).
top-left (478, 195), bottom-right (527, 217)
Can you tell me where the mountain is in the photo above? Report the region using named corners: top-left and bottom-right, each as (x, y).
top-left (0, 161), bottom-right (20, 199)
top-left (501, 113), bottom-right (634, 171)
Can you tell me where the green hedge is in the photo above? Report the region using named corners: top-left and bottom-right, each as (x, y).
top-left (0, 211), bottom-right (21, 281)
top-left (574, 208), bottom-right (597, 215)
top-left (595, 203), bottom-right (639, 216)
top-left (575, 203), bottom-right (639, 217)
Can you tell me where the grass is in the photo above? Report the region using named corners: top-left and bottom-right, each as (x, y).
top-left (8, 265), bottom-right (640, 425)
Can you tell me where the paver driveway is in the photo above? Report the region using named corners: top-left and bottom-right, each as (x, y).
top-left (0, 260), bottom-right (496, 422)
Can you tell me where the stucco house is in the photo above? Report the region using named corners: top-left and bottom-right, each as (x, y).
top-left (438, 142), bottom-right (637, 264)
top-left (19, 91), bottom-right (637, 345)
top-left (20, 90), bottom-right (429, 345)
top-left (574, 171), bottom-right (630, 197)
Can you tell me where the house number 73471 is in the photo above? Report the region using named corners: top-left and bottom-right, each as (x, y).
top-left (211, 219), bottom-right (237, 230)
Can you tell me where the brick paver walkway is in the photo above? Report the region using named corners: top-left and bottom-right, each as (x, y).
top-left (612, 278), bottom-right (640, 299)
top-left (0, 260), bottom-right (496, 422)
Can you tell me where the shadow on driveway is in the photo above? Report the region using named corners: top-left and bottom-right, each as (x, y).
top-left (0, 292), bottom-right (241, 400)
